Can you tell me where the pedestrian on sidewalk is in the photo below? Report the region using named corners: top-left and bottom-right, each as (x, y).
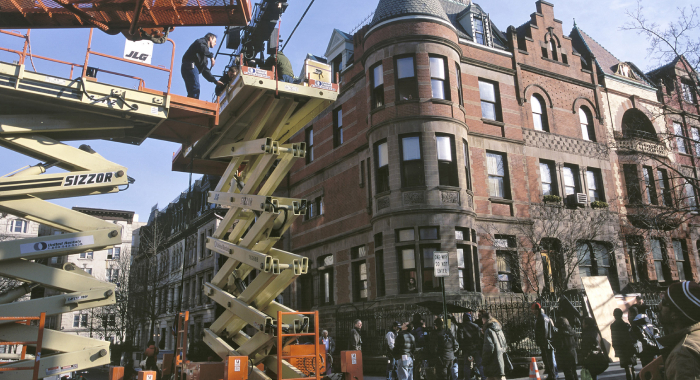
top-left (553, 317), bottom-right (578, 380)
top-left (657, 281), bottom-right (700, 380)
top-left (349, 319), bottom-right (363, 351)
top-left (394, 322), bottom-right (416, 380)
top-left (531, 303), bottom-right (558, 380)
top-left (610, 309), bottom-right (636, 380)
top-left (580, 317), bottom-right (601, 380)
top-left (481, 311), bottom-right (507, 380)
top-left (386, 321), bottom-right (401, 380)
top-left (320, 329), bottom-right (335, 375)
top-left (429, 318), bottom-right (459, 380)
top-left (411, 316), bottom-right (428, 380)
top-left (458, 311), bottom-right (486, 380)
top-left (629, 306), bottom-right (660, 366)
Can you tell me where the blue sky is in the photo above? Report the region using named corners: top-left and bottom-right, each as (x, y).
top-left (0, 0), bottom-right (695, 220)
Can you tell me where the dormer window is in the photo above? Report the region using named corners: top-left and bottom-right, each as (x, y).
top-left (474, 18), bottom-right (485, 45)
top-left (331, 54), bottom-right (342, 84)
top-left (681, 80), bottom-right (697, 104)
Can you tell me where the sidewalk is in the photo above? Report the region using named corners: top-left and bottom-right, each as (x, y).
top-left (363, 363), bottom-right (643, 380)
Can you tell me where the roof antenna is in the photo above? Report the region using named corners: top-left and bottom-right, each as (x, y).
top-left (573, 18), bottom-right (577, 27)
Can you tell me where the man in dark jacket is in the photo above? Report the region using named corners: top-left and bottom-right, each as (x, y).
top-left (610, 309), bottom-right (636, 380)
top-left (481, 311), bottom-right (507, 380)
top-left (629, 306), bottom-right (659, 366)
top-left (459, 312), bottom-right (486, 380)
top-left (429, 318), bottom-right (459, 380)
top-left (394, 322), bottom-right (416, 380)
top-left (349, 319), bottom-right (362, 351)
top-left (181, 33), bottom-right (223, 99)
top-left (531, 302), bottom-right (558, 380)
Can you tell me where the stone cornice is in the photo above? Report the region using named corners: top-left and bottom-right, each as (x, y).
top-left (362, 33), bottom-right (462, 67)
top-left (518, 63), bottom-right (596, 89)
top-left (367, 115), bottom-right (469, 137)
top-left (461, 57), bottom-right (516, 76)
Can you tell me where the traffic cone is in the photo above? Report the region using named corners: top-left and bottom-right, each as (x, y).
top-left (530, 357), bottom-right (542, 380)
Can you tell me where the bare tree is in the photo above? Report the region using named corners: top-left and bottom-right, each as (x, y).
top-left (483, 204), bottom-right (619, 296)
top-left (622, 1), bottom-right (699, 77)
top-left (129, 213), bottom-right (170, 345)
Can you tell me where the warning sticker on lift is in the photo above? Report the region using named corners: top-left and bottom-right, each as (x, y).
top-left (242, 66), bottom-right (272, 80)
top-left (234, 359), bottom-right (241, 372)
top-left (46, 364), bottom-right (78, 375)
top-left (20, 236), bottom-right (95, 255)
top-left (308, 79), bottom-right (338, 92)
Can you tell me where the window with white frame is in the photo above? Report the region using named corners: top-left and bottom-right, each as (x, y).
top-left (8, 219), bottom-right (28, 233)
top-left (479, 80), bottom-right (499, 121)
top-left (562, 165), bottom-right (578, 196)
top-left (371, 63), bottom-right (384, 109)
top-left (400, 135), bottom-right (424, 187)
top-left (540, 161), bottom-right (556, 196)
top-left (672, 239), bottom-right (691, 281)
top-left (579, 107), bottom-right (595, 141)
top-left (681, 81), bottom-right (697, 103)
top-left (531, 95), bottom-right (548, 132)
top-left (429, 56), bottom-right (448, 100)
top-left (692, 127), bottom-right (700, 157)
top-left (375, 140), bottom-right (389, 193)
top-left (80, 251), bottom-right (94, 259)
top-left (473, 17), bottom-right (486, 45)
top-left (107, 247), bottom-right (120, 260)
top-left (586, 168), bottom-right (604, 201)
top-left (651, 238), bottom-right (668, 282)
top-left (487, 152), bottom-right (508, 198)
top-left (396, 56), bottom-right (418, 101)
top-left (674, 122), bottom-right (687, 154)
top-left (436, 134), bottom-right (458, 186)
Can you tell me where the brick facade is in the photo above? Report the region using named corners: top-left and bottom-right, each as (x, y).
top-left (282, 0), bottom-right (700, 337)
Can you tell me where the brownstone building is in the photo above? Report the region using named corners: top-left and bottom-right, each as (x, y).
top-left (281, 0), bottom-right (700, 337)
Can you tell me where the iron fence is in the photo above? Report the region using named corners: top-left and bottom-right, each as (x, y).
top-left (333, 292), bottom-right (661, 359)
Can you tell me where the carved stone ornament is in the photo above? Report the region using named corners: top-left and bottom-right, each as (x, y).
top-left (441, 191), bottom-right (460, 204)
top-left (402, 191), bottom-right (425, 205)
top-left (377, 196), bottom-right (390, 210)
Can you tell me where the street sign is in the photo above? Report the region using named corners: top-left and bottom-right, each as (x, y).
top-left (433, 251), bottom-right (449, 277)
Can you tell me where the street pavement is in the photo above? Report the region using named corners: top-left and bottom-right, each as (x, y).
top-left (78, 363), bottom-right (643, 380)
top-left (364, 363), bottom-right (644, 380)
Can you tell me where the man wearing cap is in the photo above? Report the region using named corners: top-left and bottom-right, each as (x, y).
top-left (657, 281), bottom-right (700, 380)
top-left (386, 321), bottom-right (401, 380)
top-left (531, 302), bottom-right (558, 380)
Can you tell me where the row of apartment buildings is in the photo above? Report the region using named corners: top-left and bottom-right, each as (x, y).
top-left (127, 0), bottom-right (700, 350)
top-left (278, 0), bottom-right (700, 330)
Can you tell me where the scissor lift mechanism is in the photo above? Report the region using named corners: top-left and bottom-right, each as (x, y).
top-left (0, 39), bottom-right (337, 378)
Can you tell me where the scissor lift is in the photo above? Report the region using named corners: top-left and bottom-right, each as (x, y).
top-left (171, 65), bottom-right (338, 379)
top-left (0, 30), bottom-right (218, 378)
top-left (0, 25), bottom-right (337, 378)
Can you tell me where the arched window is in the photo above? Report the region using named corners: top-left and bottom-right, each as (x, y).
top-left (9, 219), bottom-right (28, 233)
top-left (621, 108), bottom-right (657, 141)
top-left (531, 95), bottom-right (548, 132)
top-left (579, 106), bottom-right (595, 141)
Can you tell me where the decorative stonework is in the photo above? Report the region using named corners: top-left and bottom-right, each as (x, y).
top-left (615, 139), bottom-right (668, 157)
top-left (467, 193), bottom-right (474, 208)
top-left (441, 191), bottom-right (459, 204)
top-left (377, 196), bottom-right (390, 210)
top-left (523, 129), bottom-right (608, 158)
top-left (402, 191), bottom-right (425, 205)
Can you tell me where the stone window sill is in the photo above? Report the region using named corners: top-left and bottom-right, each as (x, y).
top-left (374, 191), bottom-right (391, 199)
top-left (482, 118), bottom-right (505, 127)
top-left (430, 98), bottom-right (453, 106)
top-left (489, 197), bottom-right (514, 204)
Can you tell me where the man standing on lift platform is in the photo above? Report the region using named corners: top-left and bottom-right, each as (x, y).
top-left (181, 33), bottom-right (223, 99)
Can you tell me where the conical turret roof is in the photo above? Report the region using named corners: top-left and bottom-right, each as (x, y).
top-left (370, 0), bottom-right (450, 27)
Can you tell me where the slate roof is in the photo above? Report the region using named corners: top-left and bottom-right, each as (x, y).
top-left (571, 26), bottom-right (655, 86)
top-left (371, 0), bottom-right (450, 27)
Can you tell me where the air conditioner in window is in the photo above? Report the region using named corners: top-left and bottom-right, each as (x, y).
top-left (567, 193), bottom-right (588, 206)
